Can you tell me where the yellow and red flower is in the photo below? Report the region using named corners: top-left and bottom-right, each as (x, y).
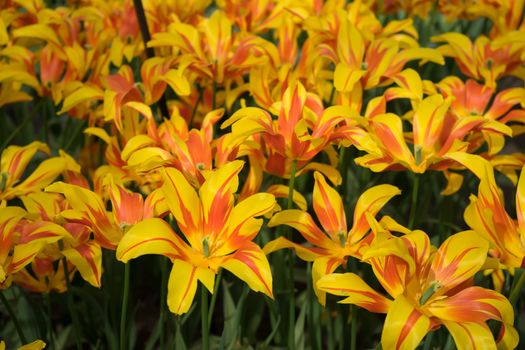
top-left (264, 171), bottom-right (400, 304)
top-left (116, 161), bottom-right (276, 314)
top-left (319, 228), bottom-right (518, 350)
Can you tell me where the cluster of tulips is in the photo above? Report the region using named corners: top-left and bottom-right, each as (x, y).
top-left (1, 0), bottom-right (525, 349)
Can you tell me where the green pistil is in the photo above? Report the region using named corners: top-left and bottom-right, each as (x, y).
top-left (414, 145), bottom-right (423, 166)
top-left (202, 237), bottom-right (210, 257)
top-left (0, 172), bottom-right (8, 192)
top-left (419, 282), bottom-right (442, 305)
top-left (338, 231), bottom-right (346, 248)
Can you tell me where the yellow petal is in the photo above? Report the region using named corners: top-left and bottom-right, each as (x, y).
top-left (317, 272), bottom-right (392, 312)
top-left (381, 294), bottom-right (430, 350)
top-left (167, 259), bottom-right (200, 315)
top-left (430, 231), bottom-right (489, 292)
top-left (62, 241), bottom-right (102, 288)
top-left (221, 241), bottom-right (273, 298)
top-left (116, 218), bottom-right (185, 262)
top-left (313, 172), bottom-right (346, 238)
top-left (161, 167), bottom-right (202, 246)
top-left (442, 321), bottom-right (496, 350)
top-left (349, 184), bottom-right (401, 244)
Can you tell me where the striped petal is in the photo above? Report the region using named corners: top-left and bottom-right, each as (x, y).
top-left (161, 167), bottom-right (202, 247)
top-left (313, 172), bottom-right (346, 238)
top-left (199, 161), bottom-right (243, 237)
top-left (430, 231), bottom-right (489, 292)
top-left (349, 184), bottom-right (401, 244)
top-left (263, 236), bottom-right (324, 261)
top-left (116, 218), bottom-right (186, 262)
top-left (228, 193), bottom-right (276, 239)
top-left (382, 294), bottom-right (431, 350)
top-left (221, 241), bottom-right (273, 298)
top-left (268, 210), bottom-right (333, 249)
top-left (62, 241), bottom-right (102, 287)
top-left (371, 114), bottom-right (415, 169)
top-left (266, 185), bottom-right (307, 210)
top-left (317, 272), bottom-right (392, 312)
top-left (442, 321), bottom-right (496, 350)
top-left (167, 259), bottom-right (213, 315)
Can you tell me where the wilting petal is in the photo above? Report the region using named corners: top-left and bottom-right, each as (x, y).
top-left (317, 272), bottom-right (392, 312)
top-left (116, 218), bottom-right (186, 262)
top-left (312, 172), bottom-right (346, 238)
top-left (62, 241), bottom-right (102, 287)
top-left (221, 241), bottom-right (273, 298)
top-left (349, 184), bottom-right (401, 244)
top-left (382, 294), bottom-right (431, 350)
top-left (430, 231), bottom-right (489, 292)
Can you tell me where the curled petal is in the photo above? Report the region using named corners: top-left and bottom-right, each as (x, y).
top-left (317, 272), bottom-right (392, 312)
top-left (221, 241), bottom-right (273, 298)
top-left (350, 184), bottom-right (401, 244)
top-left (62, 241), bottom-right (102, 288)
top-left (268, 210), bottom-right (332, 249)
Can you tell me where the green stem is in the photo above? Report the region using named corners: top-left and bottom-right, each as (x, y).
top-left (509, 269), bottom-right (525, 305)
top-left (159, 257), bottom-right (168, 350)
top-left (189, 86), bottom-right (203, 129)
top-left (287, 159), bottom-right (298, 350)
top-left (350, 305), bottom-right (357, 350)
top-left (287, 160), bottom-right (297, 210)
top-left (132, 0), bottom-right (169, 119)
top-left (408, 174), bottom-right (420, 229)
top-left (63, 120), bottom-right (87, 152)
top-left (201, 285), bottom-right (209, 350)
top-left (0, 290), bottom-right (27, 344)
top-left (120, 263), bottom-right (131, 350)
top-left (45, 292), bottom-right (55, 350)
top-left (62, 257), bottom-right (82, 350)
top-left (207, 268), bottom-right (222, 331)
top-left (422, 331), bottom-right (434, 350)
top-left (443, 334), bottom-right (455, 350)
top-left (0, 99), bottom-right (45, 158)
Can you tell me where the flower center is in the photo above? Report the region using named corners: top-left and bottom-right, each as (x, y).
top-left (419, 281), bottom-right (442, 305)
